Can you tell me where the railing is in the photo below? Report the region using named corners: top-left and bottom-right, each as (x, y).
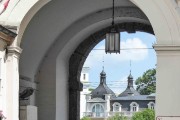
top-left (83, 111), bottom-right (136, 118)
top-left (83, 112), bottom-right (106, 118)
top-left (109, 111), bottom-right (135, 117)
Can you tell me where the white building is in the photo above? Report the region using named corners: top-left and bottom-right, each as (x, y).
top-left (84, 69), bottom-right (155, 119)
top-left (80, 67), bottom-right (91, 118)
top-left (0, 0), bottom-right (180, 120)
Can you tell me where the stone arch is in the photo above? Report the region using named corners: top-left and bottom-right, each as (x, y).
top-left (69, 22), bottom-right (154, 120)
top-left (16, 1), bottom-right (180, 120)
top-left (16, 0), bottom-right (51, 46)
top-left (130, 0), bottom-right (180, 44)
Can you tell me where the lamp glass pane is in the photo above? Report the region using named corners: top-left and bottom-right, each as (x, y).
top-left (109, 33), bottom-right (115, 51)
top-left (105, 33), bottom-right (110, 52)
top-left (114, 33), bottom-right (120, 52)
top-left (105, 32), bottom-right (120, 53)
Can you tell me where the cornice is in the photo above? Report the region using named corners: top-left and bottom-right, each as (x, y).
top-left (153, 45), bottom-right (180, 51)
top-left (0, 25), bottom-right (17, 46)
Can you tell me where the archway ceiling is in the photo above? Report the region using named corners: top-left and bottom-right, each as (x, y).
top-left (19, 0), bottom-right (150, 80)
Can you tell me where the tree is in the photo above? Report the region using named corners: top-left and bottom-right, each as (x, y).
top-left (80, 116), bottom-right (91, 120)
top-left (135, 68), bottom-right (156, 95)
top-left (107, 113), bottom-right (128, 120)
top-left (131, 109), bottom-right (155, 120)
top-left (88, 88), bottom-right (94, 92)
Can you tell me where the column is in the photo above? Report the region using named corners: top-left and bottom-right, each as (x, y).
top-left (154, 45), bottom-right (180, 118)
top-left (0, 25), bottom-right (17, 120)
top-left (0, 36), bottom-right (8, 120)
top-left (6, 46), bottom-right (22, 120)
top-left (105, 94), bottom-right (111, 117)
top-left (85, 94), bottom-right (91, 114)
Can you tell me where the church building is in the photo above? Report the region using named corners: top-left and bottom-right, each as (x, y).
top-left (83, 69), bottom-right (155, 118)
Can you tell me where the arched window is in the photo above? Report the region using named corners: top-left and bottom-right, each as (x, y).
top-left (148, 102), bottom-right (155, 110)
top-left (92, 104), bottom-right (104, 117)
top-left (130, 102), bottom-right (139, 112)
top-left (113, 102), bottom-right (121, 112)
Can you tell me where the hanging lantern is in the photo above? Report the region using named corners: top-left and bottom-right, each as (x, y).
top-left (105, 28), bottom-right (120, 54)
top-left (105, 0), bottom-right (120, 54)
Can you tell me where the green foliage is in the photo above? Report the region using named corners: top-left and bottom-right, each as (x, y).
top-left (108, 113), bottom-right (128, 120)
top-left (135, 68), bottom-right (156, 95)
top-left (80, 116), bottom-right (91, 120)
top-left (131, 109), bottom-right (155, 120)
top-left (88, 88), bottom-right (94, 92)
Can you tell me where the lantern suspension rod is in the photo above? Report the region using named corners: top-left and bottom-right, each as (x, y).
top-left (112, 0), bottom-right (115, 26)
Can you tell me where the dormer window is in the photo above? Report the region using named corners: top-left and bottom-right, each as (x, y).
top-left (130, 102), bottom-right (139, 112)
top-left (148, 102), bottom-right (155, 110)
top-left (113, 102), bottom-right (121, 112)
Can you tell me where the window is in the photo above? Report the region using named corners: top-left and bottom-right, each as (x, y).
top-left (132, 104), bottom-right (137, 111)
top-left (130, 102), bottom-right (139, 112)
top-left (83, 74), bottom-right (86, 80)
top-left (113, 102), bottom-right (121, 112)
top-left (92, 104), bottom-right (104, 117)
top-left (148, 102), bottom-right (155, 110)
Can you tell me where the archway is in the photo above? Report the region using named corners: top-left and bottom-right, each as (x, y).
top-left (69, 22), bottom-right (154, 120)
top-left (16, 0), bottom-right (180, 120)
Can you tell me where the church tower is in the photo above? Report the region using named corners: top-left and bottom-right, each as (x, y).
top-left (118, 71), bottom-right (140, 97)
top-left (91, 68), bottom-right (115, 99)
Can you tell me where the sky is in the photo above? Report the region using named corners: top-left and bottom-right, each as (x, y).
top-left (83, 32), bottom-right (157, 94)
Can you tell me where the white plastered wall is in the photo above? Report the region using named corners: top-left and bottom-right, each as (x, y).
top-left (0, 50), bottom-right (7, 118)
top-left (131, 0), bottom-right (180, 117)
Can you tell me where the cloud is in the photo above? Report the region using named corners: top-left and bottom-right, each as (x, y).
top-left (84, 38), bottom-right (148, 67)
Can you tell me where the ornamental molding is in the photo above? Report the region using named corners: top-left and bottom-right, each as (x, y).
top-left (153, 45), bottom-right (180, 51)
top-left (7, 46), bottom-right (22, 58)
top-left (0, 25), bottom-right (16, 46)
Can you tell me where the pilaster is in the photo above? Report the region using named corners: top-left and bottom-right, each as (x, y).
top-left (6, 46), bottom-right (22, 120)
top-left (154, 45), bottom-right (180, 117)
top-left (105, 94), bottom-right (111, 117)
top-left (0, 25), bottom-right (17, 120)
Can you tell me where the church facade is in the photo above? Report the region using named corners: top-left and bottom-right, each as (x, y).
top-left (83, 69), bottom-right (155, 118)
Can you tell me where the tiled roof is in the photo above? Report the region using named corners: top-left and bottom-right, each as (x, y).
top-left (111, 95), bottom-right (155, 101)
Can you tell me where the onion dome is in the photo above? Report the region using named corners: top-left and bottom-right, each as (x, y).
top-left (91, 69), bottom-right (115, 99)
top-left (118, 72), bottom-right (140, 97)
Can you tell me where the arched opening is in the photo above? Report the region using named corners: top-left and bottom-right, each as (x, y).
top-left (16, 0), bottom-right (180, 120)
top-left (92, 103), bottom-right (104, 117)
top-left (69, 21), bottom-right (155, 120)
top-left (79, 32), bottom-right (156, 119)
